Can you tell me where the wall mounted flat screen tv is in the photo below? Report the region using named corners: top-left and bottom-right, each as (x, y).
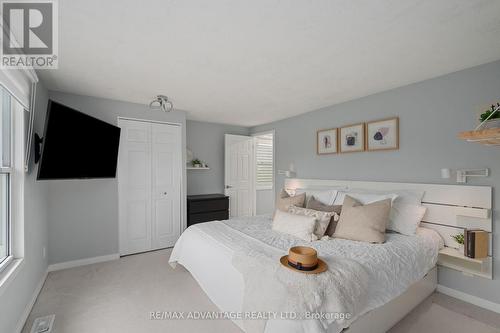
top-left (37, 100), bottom-right (121, 180)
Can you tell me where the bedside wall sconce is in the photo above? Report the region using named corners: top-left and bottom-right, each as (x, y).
top-left (441, 168), bottom-right (451, 179)
top-left (456, 169), bottom-right (489, 183)
top-left (441, 168), bottom-right (489, 183)
top-left (278, 163), bottom-right (296, 178)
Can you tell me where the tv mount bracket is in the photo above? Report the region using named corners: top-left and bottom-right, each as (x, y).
top-left (34, 133), bottom-right (43, 164)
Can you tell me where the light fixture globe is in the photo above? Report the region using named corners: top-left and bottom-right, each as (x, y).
top-left (149, 95), bottom-right (173, 112)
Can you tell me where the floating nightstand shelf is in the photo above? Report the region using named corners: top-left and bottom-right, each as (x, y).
top-left (438, 247), bottom-right (492, 279)
top-left (459, 128), bottom-right (500, 146)
top-left (187, 167), bottom-right (210, 170)
top-left (459, 104), bottom-right (500, 146)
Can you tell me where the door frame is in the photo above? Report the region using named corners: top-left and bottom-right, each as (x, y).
top-left (251, 130), bottom-right (275, 215)
top-left (224, 134), bottom-right (256, 217)
top-left (117, 117), bottom-right (185, 256)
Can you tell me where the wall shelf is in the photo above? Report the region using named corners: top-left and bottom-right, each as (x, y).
top-left (459, 128), bottom-right (500, 146)
top-left (187, 167), bottom-right (210, 170)
top-left (438, 247), bottom-right (492, 279)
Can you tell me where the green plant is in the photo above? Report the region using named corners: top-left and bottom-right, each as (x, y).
top-left (451, 233), bottom-right (464, 245)
top-left (191, 158), bottom-right (202, 166)
top-left (480, 103), bottom-right (500, 122)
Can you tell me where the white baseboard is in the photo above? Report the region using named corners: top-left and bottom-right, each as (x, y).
top-left (47, 253), bottom-right (120, 272)
top-left (437, 284), bottom-right (500, 314)
top-left (15, 270), bottom-right (48, 333)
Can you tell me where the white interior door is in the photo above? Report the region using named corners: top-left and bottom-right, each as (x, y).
top-left (118, 119), bottom-right (182, 256)
top-left (224, 134), bottom-right (255, 218)
top-left (151, 122), bottom-right (182, 249)
top-left (118, 119), bottom-right (152, 255)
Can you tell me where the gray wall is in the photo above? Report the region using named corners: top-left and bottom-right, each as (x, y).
top-left (186, 120), bottom-right (248, 195)
top-left (0, 83), bottom-right (49, 333)
top-left (46, 91), bottom-right (187, 265)
top-left (251, 60), bottom-right (500, 304)
top-left (256, 189), bottom-right (274, 215)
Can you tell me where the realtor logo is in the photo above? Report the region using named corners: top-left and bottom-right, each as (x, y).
top-left (1, 0), bottom-right (58, 68)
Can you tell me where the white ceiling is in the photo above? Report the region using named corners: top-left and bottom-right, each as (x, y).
top-left (38, 0), bottom-right (500, 127)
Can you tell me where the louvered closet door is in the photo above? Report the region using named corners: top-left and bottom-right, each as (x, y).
top-left (118, 119), bottom-right (182, 255)
top-left (118, 119), bottom-right (152, 255)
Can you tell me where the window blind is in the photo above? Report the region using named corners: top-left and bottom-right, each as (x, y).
top-left (255, 133), bottom-right (273, 189)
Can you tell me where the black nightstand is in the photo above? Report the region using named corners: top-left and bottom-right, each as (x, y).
top-left (187, 194), bottom-right (229, 227)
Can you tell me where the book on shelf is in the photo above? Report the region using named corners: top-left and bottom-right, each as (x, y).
top-left (464, 229), bottom-right (488, 259)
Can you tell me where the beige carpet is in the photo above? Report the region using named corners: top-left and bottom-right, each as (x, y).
top-left (23, 249), bottom-right (500, 333)
top-left (389, 298), bottom-right (500, 333)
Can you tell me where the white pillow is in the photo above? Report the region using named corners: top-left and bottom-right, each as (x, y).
top-left (294, 189), bottom-right (339, 205)
top-left (392, 190), bottom-right (424, 205)
top-left (348, 188), bottom-right (424, 205)
top-left (416, 226), bottom-right (444, 249)
top-left (287, 206), bottom-right (338, 237)
top-left (388, 203), bottom-right (427, 235)
top-left (272, 210), bottom-right (318, 242)
top-left (334, 191), bottom-right (398, 205)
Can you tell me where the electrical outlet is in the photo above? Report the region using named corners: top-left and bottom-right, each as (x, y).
top-left (30, 315), bottom-right (54, 333)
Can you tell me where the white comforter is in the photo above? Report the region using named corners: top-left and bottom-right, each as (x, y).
top-left (169, 215), bottom-right (440, 333)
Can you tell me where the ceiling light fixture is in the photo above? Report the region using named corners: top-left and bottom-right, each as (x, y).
top-left (149, 95), bottom-right (173, 112)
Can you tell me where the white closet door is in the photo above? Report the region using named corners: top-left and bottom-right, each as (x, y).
top-left (118, 119), bottom-right (182, 256)
top-left (151, 122), bottom-right (181, 249)
top-left (118, 119), bottom-right (152, 255)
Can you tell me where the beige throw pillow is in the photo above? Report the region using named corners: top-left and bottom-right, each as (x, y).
top-left (276, 189), bottom-right (306, 212)
top-left (333, 195), bottom-right (391, 243)
top-left (306, 196), bottom-right (343, 236)
top-left (288, 206), bottom-right (338, 238)
top-left (272, 210), bottom-right (318, 242)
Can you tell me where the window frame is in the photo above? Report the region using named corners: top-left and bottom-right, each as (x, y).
top-left (0, 82), bottom-right (27, 275)
top-left (0, 85), bottom-right (14, 273)
top-left (0, 172), bottom-right (12, 273)
top-left (253, 130), bottom-right (275, 191)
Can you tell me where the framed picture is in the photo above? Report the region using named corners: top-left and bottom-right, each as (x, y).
top-left (317, 128), bottom-right (338, 154)
top-left (366, 117), bottom-right (399, 151)
top-left (339, 123), bottom-right (365, 153)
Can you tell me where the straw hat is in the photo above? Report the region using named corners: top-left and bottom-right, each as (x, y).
top-left (280, 246), bottom-right (328, 274)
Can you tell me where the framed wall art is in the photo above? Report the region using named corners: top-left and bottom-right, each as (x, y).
top-left (317, 128), bottom-right (338, 155)
top-left (366, 117), bottom-right (399, 151)
top-left (339, 123), bottom-right (365, 153)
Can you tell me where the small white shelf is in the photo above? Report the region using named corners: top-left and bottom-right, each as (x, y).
top-left (187, 167), bottom-right (210, 170)
top-left (438, 247), bottom-right (492, 279)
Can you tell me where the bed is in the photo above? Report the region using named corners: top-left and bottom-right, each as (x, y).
top-left (169, 178), bottom-right (492, 333)
top-left (170, 214), bottom-right (441, 333)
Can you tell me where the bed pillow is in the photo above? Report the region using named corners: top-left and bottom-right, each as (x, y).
top-left (294, 189), bottom-right (339, 205)
top-left (416, 227), bottom-right (445, 249)
top-left (333, 195), bottom-right (391, 243)
top-left (272, 210), bottom-right (318, 241)
top-left (339, 189), bottom-right (424, 205)
top-left (288, 205), bottom-right (338, 237)
top-left (276, 189), bottom-right (306, 212)
top-left (306, 196), bottom-right (343, 236)
top-left (333, 191), bottom-right (398, 206)
top-left (388, 203), bottom-right (427, 235)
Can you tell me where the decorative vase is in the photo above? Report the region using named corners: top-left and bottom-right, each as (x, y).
top-left (458, 244), bottom-right (464, 254)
